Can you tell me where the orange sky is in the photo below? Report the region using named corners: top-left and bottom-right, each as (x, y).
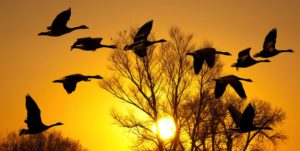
top-left (0, 0), bottom-right (299, 150)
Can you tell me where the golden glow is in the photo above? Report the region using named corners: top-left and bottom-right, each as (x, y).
top-left (0, 1), bottom-right (299, 151)
top-left (152, 118), bottom-right (176, 140)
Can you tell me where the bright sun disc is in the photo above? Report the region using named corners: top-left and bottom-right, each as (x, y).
top-left (152, 118), bottom-right (176, 140)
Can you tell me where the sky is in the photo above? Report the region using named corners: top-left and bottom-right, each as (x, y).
top-left (0, 0), bottom-right (299, 150)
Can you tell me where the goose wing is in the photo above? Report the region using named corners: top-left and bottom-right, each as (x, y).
top-left (133, 46), bottom-right (147, 57)
top-left (193, 55), bottom-right (205, 74)
top-left (50, 8), bottom-right (71, 30)
top-left (237, 48), bottom-right (254, 64)
top-left (227, 104), bottom-right (242, 127)
top-left (263, 28), bottom-right (277, 51)
top-left (238, 48), bottom-right (251, 58)
top-left (75, 37), bottom-right (102, 46)
top-left (72, 37), bottom-right (93, 46)
top-left (240, 104), bottom-right (255, 128)
top-left (214, 79), bottom-right (228, 99)
top-left (93, 37), bottom-right (103, 44)
top-left (63, 81), bottom-right (77, 94)
top-left (25, 95), bottom-right (44, 129)
top-left (229, 79), bottom-right (246, 99)
top-left (134, 20), bottom-right (153, 42)
top-left (204, 51), bottom-right (216, 68)
top-left (64, 74), bottom-right (84, 79)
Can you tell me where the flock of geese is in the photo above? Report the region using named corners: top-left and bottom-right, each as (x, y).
top-left (19, 8), bottom-right (293, 137)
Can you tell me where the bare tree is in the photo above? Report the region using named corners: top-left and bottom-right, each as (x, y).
top-left (0, 130), bottom-right (87, 151)
top-left (100, 26), bottom-right (287, 151)
top-left (101, 28), bottom-right (165, 150)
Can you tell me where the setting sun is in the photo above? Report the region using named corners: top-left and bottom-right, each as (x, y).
top-left (152, 118), bottom-right (176, 140)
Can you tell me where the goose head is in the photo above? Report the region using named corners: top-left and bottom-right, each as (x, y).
top-left (78, 25), bottom-right (89, 29)
top-left (124, 45), bottom-right (132, 51)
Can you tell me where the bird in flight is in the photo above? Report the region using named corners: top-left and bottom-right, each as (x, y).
top-left (71, 37), bottom-right (117, 51)
top-left (38, 8), bottom-right (88, 36)
top-left (53, 74), bottom-right (103, 94)
top-left (124, 20), bottom-right (166, 57)
top-left (231, 48), bottom-right (270, 70)
top-left (254, 28), bottom-right (293, 58)
top-left (213, 75), bottom-right (252, 99)
top-left (227, 103), bottom-right (272, 133)
top-left (19, 95), bottom-right (63, 135)
top-left (187, 47), bottom-right (231, 74)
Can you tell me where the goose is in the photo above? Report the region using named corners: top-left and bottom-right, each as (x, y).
top-left (187, 47), bottom-right (231, 74)
top-left (254, 28), bottom-right (293, 58)
top-left (213, 75), bottom-right (252, 99)
top-left (53, 74), bottom-right (102, 94)
top-left (123, 20), bottom-right (166, 57)
top-left (231, 48), bottom-right (270, 70)
top-left (228, 103), bottom-right (272, 133)
top-left (38, 8), bottom-right (88, 36)
top-left (71, 37), bottom-right (117, 51)
top-left (19, 95), bottom-right (63, 135)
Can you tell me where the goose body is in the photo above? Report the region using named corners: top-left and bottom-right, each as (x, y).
top-left (213, 75), bottom-right (252, 99)
top-left (187, 47), bottom-right (231, 74)
top-left (231, 48), bottom-right (270, 70)
top-left (19, 95), bottom-right (63, 135)
top-left (71, 37), bottom-right (117, 51)
top-left (124, 20), bottom-right (166, 57)
top-left (53, 74), bottom-right (103, 94)
top-left (38, 8), bottom-right (88, 37)
top-left (254, 28), bottom-right (293, 58)
top-left (228, 103), bottom-right (272, 133)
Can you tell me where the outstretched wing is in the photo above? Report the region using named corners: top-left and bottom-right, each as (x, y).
top-left (238, 48), bottom-right (251, 58)
top-left (63, 81), bottom-right (77, 94)
top-left (240, 104), bottom-right (255, 128)
top-left (263, 28), bottom-right (277, 51)
top-left (93, 37), bottom-right (103, 43)
top-left (227, 104), bottom-right (242, 127)
top-left (134, 20), bottom-right (153, 42)
top-left (25, 95), bottom-right (43, 129)
top-left (72, 37), bottom-right (92, 46)
top-left (50, 8), bottom-right (71, 30)
top-left (193, 56), bottom-right (204, 74)
top-left (133, 46), bottom-right (147, 57)
top-left (204, 51), bottom-right (216, 68)
top-left (214, 80), bottom-right (228, 99)
top-left (72, 37), bottom-right (102, 47)
top-left (229, 80), bottom-right (246, 99)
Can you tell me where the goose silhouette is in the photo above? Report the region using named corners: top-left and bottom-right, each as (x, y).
top-left (231, 48), bottom-right (270, 70)
top-left (187, 47), bottom-right (231, 74)
top-left (19, 95), bottom-right (63, 135)
top-left (53, 74), bottom-right (102, 94)
top-left (213, 75), bottom-right (252, 99)
top-left (228, 103), bottom-right (272, 133)
top-left (254, 28), bottom-right (293, 58)
top-left (71, 37), bottom-right (117, 51)
top-left (124, 20), bottom-right (166, 57)
top-left (38, 8), bottom-right (88, 36)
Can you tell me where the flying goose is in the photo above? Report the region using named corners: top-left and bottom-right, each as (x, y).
top-left (53, 74), bottom-right (102, 94)
top-left (231, 48), bottom-right (270, 70)
top-left (228, 103), bottom-right (272, 133)
top-left (213, 75), bottom-right (252, 99)
top-left (124, 20), bottom-right (166, 57)
top-left (254, 28), bottom-right (293, 58)
top-left (71, 37), bottom-right (117, 51)
top-left (38, 8), bottom-right (88, 36)
top-left (19, 95), bottom-right (63, 135)
top-left (187, 47), bottom-right (231, 74)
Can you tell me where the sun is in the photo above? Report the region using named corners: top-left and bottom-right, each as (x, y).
top-left (152, 117), bottom-right (176, 140)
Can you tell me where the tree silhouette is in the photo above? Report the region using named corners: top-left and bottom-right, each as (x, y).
top-left (0, 130), bottom-right (87, 151)
top-left (100, 27), bottom-right (286, 151)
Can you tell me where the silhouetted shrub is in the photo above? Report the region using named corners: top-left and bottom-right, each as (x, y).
top-left (0, 130), bottom-right (87, 151)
